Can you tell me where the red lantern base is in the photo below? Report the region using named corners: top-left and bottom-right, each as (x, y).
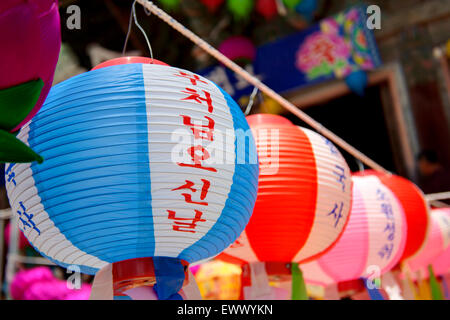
top-left (265, 262), bottom-right (292, 277)
top-left (112, 257), bottom-right (189, 297)
top-left (338, 279), bottom-right (365, 297)
top-left (92, 56), bottom-right (169, 71)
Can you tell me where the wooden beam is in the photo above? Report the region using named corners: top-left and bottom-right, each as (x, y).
top-left (375, 0), bottom-right (450, 42)
top-left (284, 64), bottom-right (418, 179)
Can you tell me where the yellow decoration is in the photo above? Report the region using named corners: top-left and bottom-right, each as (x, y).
top-left (417, 270), bottom-right (432, 300)
top-left (260, 94), bottom-right (284, 114)
top-left (446, 39), bottom-right (450, 58)
top-left (354, 54), bottom-right (365, 66)
top-left (401, 262), bottom-right (421, 300)
top-left (194, 261), bottom-right (242, 300)
top-left (306, 283), bottom-right (325, 300)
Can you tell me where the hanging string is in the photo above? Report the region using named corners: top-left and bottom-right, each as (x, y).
top-left (244, 87), bottom-right (259, 116)
top-left (135, 0), bottom-right (390, 174)
top-left (356, 158), bottom-right (365, 173)
top-left (143, 4), bottom-right (152, 16)
top-left (425, 191), bottom-right (450, 201)
top-left (123, 0), bottom-right (154, 61)
top-left (275, 0), bottom-right (288, 16)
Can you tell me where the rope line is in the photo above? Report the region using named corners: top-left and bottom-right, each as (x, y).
top-left (425, 192), bottom-right (450, 201)
top-left (135, 0), bottom-right (390, 174)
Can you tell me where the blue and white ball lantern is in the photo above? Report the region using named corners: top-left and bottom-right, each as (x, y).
top-left (5, 58), bottom-right (259, 299)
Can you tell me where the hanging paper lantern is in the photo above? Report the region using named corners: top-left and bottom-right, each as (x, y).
top-left (220, 114), bottom-right (352, 266)
top-left (227, 0), bottom-right (254, 20)
top-left (194, 260), bottom-right (242, 300)
top-left (158, 0), bottom-right (180, 11)
top-left (91, 56), bottom-right (169, 70)
top-left (5, 58), bottom-right (259, 299)
top-left (283, 0), bottom-right (301, 10)
top-left (430, 209), bottom-right (450, 276)
top-left (345, 70), bottom-right (368, 96)
top-left (432, 245), bottom-right (450, 275)
top-left (200, 0), bottom-right (225, 13)
top-left (355, 170), bottom-right (430, 262)
top-left (256, 0), bottom-right (278, 20)
top-left (295, 0), bottom-right (317, 15)
top-left (446, 40), bottom-right (450, 58)
top-left (0, 0), bottom-right (61, 163)
top-left (218, 36), bottom-right (256, 64)
top-left (407, 208), bottom-right (450, 274)
top-left (259, 94), bottom-right (284, 115)
top-left (302, 175), bottom-right (407, 286)
top-left (294, 0), bottom-right (317, 21)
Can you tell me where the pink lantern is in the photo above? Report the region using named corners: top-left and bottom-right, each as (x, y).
top-left (429, 209), bottom-right (450, 276)
top-left (4, 222), bottom-right (30, 250)
top-left (0, 0), bottom-right (61, 132)
top-left (302, 175), bottom-right (407, 286)
top-left (431, 246), bottom-right (450, 276)
top-left (256, 0), bottom-right (278, 20)
top-left (218, 36), bottom-right (256, 63)
top-left (200, 0), bottom-right (225, 12)
top-left (406, 208), bottom-right (450, 275)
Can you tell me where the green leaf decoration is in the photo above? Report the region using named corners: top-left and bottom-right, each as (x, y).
top-left (428, 265), bottom-right (444, 300)
top-left (291, 262), bottom-right (308, 300)
top-left (227, 0), bottom-right (254, 20)
top-left (0, 130), bottom-right (43, 164)
top-left (0, 79), bottom-right (44, 131)
top-left (158, 0), bottom-right (181, 11)
top-left (283, 0), bottom-right (302, 10)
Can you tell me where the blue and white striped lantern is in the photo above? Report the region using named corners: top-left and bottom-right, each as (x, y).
top-left (5, 61), bottom-right (259, 287)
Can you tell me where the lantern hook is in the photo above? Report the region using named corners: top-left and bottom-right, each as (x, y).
top-left (123, 0), bottom-right (154, 62)
top-left (244, 87), bottom-right (259, 116)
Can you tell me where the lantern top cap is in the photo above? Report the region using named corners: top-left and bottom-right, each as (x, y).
top-left (92, 56), bottom-right (169, 71)
top-left (246, 114), bottom-right (293, 127)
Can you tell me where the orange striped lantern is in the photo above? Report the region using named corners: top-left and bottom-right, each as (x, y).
top-left (219, 114), bottom-right (352, 268)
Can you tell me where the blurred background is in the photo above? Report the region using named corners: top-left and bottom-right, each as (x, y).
top-left (0, 0), bottom-right (449, 299)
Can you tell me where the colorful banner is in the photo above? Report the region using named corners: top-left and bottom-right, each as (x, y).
top-left (198, 5), bottom-right (382, 105)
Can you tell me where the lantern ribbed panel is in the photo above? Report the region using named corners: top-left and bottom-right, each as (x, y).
top-left (303, 176), bottom-right (407, 284)
top-left (354, 171), bottom-right (430, 261)
top-left (300, 260), bottom-right (335, 286)
top-left (5, 63), bottom-right (259, 274)
top-left (431, 246), bottom-right (450, 276)
top-left (316, 183), bottom-right (368, 282)
top-left (293, 128), bottom-right (353, 262)
top-left (220, 115), bottom-right (352, 264)
top-left (430, 210), bottom-right (450, 275)
top-left (246, 125), bottom-right (317, 262)
top-left (378, 175), bottom-right (429, 261)
top-left (407, 208), bottom-right (450, 273)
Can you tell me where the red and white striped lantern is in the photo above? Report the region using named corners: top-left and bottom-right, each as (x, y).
top-left (219, 114), bottom-right (352, 266)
